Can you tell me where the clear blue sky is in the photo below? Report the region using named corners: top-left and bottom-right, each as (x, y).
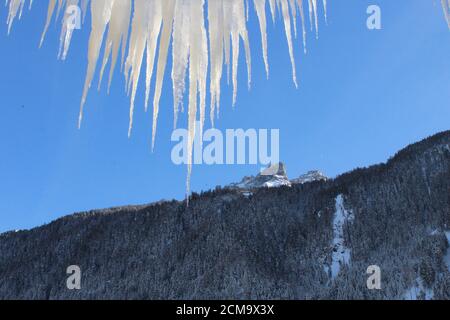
top-left (0, 0), bottom-right (449, 233)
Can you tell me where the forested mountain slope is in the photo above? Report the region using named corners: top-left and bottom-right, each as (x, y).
top-left (1, 131), bottom-right (449, 300)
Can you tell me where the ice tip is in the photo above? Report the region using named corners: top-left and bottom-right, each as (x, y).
top-left (151, 138), bottom-right (156, 153)
top-left (128, 123), bottom-right (133, 139)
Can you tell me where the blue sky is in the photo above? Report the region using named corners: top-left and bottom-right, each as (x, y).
top-left (0, 0), bottom-right (449, 233)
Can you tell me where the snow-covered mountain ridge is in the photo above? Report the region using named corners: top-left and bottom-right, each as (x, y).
top-left (227, 163), bottom-right (327, 191)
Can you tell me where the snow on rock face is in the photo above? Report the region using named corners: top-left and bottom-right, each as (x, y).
top-left (228, 163), bottom-right (328, 192)
top-left (262, 177), bottom-right (291, 188)
top-left (328, 194), bottom-right (354, 279)
top-left (228, 162), bottom-right (291, 191)
top-left (291, 170), bottom-right (327, 184)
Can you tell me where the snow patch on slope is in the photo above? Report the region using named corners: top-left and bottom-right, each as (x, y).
top-left (444, 231), bottom-right (450, 272)
top-left (329, 194), bottom-right (354, 279)
top-left (404, 277), bottom-right (434, 300)
top-left (403, 230), bottom-right (450, 300)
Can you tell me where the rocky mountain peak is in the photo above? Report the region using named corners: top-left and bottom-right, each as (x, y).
top-left (290, 170), bottom-right (328, 184)
top-left (228, 162), bottom-right (290, 191)
top-left (228, 163), bottom-right (327, 191)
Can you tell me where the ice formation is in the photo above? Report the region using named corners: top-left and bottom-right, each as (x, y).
top-left (5, 0), bottom-right (325, 133)
top-left (5, 0), bottom-right (328, 195)
top-left (443, 0), bottom-right (450, 29)
top-left (4, 0), bottom-right (449, 196)
top-left (325, 194), bottom-right (354, 280)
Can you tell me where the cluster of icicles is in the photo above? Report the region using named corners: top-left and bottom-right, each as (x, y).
top-left (5, 0), bottom-right (450, 197)
top-left (5, 0), bottom-right (328, 196)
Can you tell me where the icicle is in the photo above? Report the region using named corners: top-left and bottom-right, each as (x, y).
top-left (78, 0), bottom-right (113, 128)
top-left (307, 0), bottom-right (313, 31)
top-left (268, 0), bottom-right (276, 23)
top-left (6, 0), bottom-right (26, 34)
top-left (97, 0), bottom-right (131, 94)
top-left (186, 0), bottom-right (208, 199)
top-left (39, 0), bottom-right (57, 47)
top-left (297, 0), bottom-right (307, 53)
top-left (58, 0), bottom-right (80, 61)
top-left (81, 0), bottom-right (88, 23)
top-left (208, 0), bottom-right (225, 127)
top-left (223, 1), bottom-right (231, 87)
top-left (197, 1), bottom-right (208, 142)
top-left (151, 0), bottom-right (175, 151)
top-left (124, 0), bottom-right (149, 137)
top-left (442, 0), bottom-right (450, 29)
top-left (311, 0), bottom-right (319, 38)
top-left (55, 0), bottom-right (64, 22)
top-left (172, 0), bottom-right (190, 129)
top-left (279, 0), bottom-right (297, 87)
top-left (226, 0), bottom-right (251, 106)
top-left (289, 0), bottom-right (297, 38)
top-left (254, 0), bottom-right (269, 78)
top-left (144, 1), bottom-right (162, 112)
